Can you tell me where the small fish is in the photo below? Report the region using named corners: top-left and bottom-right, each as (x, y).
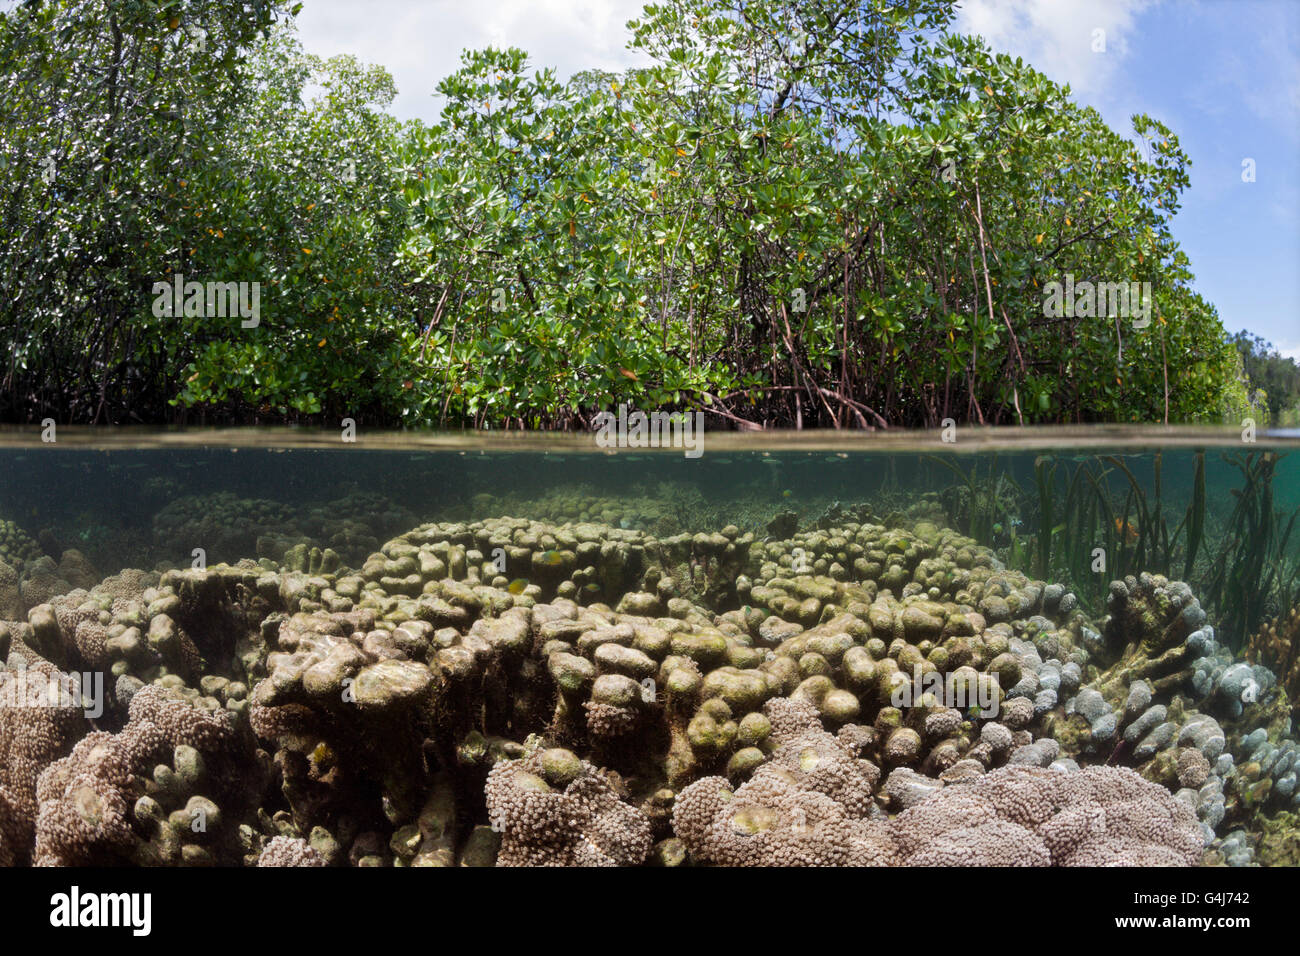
top-left (782, 489), bottom-right (793, 498)
top-left (1113, 518), bottom-right (1139, 544)
top-left (582, 582), bottom-right (601, 594)
top-left (310, 741), bottom-right (335, 768)
top-left (538, 550), bottom-right (564, 567)
top-left (507, 578), bottom-right (529, 595)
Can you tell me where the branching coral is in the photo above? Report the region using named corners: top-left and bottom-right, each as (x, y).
top-left (32, 685), bottom-right (256, 866)
top-left (672, 697), bottom-right (894, 866)
top-left (484, 747), bottom-right (652, 866)
top-left (0, 654), bottom-right (89, 865)
top-left (257, 835), bottom-right (327, 867)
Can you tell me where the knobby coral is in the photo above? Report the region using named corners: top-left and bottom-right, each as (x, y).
top-left (484, 746), bottom-right (652, 866)
top-left (1, 505), bottom-right (1293, 868)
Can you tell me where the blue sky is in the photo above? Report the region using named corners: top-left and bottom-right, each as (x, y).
top-left (1137, 1), bottom-right (1300, 357)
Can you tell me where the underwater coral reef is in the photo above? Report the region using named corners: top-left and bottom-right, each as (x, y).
top-left (1, 505), bottom-right (1296, 867)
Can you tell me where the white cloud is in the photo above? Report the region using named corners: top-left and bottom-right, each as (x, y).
top-left (953, 0), bottom-right (1153, 98)
top-left (293, 0), bottom-right (650, 122)
top-left (1278, 341), bottom-right (1300, 363)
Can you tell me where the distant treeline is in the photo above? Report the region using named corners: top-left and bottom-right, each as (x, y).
top-left (0, 0), bottom-right (1257, 428)
top-left (1233, 332), bottom-right (1300, 426)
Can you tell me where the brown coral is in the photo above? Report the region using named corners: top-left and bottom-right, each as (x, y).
top-left (672, 697), bottom-right (890, 866)
top-left (484, 747), bottom-right (652, 866)
top-left (673, 764), bottom-right (898, 866)
top-left (0, 655), bottom-right (89, 865)
top-left (893, 765), bottom-right (1204, 866)
top-left (0, 559), bottom-right (22, 620)
top-left (32, 686), bottom-right (238, 866)
top-left (257, 835), bottom-right (327, 867)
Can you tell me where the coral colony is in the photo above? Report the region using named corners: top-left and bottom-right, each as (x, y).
top-left (1, 494), bottom-right (1297, 867)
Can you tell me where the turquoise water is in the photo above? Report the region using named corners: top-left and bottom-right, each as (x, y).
top-left (1, 426), bottom-right (1298, 867)
top-left (2, 430), bottom-right (1295, 624)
